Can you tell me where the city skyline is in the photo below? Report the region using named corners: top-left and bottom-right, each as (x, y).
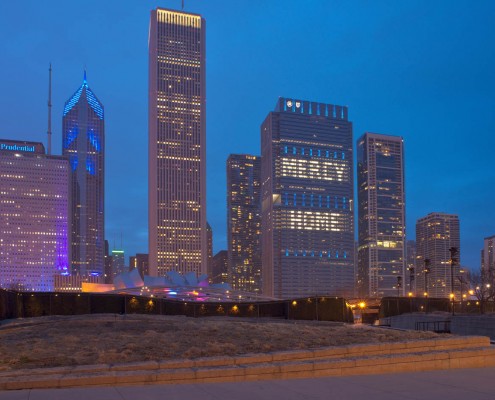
top-left (1, 1), bottom-right (494, 271)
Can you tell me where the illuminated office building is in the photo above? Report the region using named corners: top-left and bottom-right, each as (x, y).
top-left (481, 235), bottom-right (495, 286)
top-left (62, 72), bottom-right (105, 277)
top-left (129, 253), bottom-right (149, 278)
top-left (357, 133), bottom-right (406, 298)
top-left (416, 213), bottom-right (460, 298)
top-left (210, 250), bottom-right (228, 285)
top-left (0, 139), bottom-right (70, 291)
top-left (111, 249), bottom-right (125, 278)
top-left (261, 98), bottom-right (354, 298)
top-left (148, 8), bottom-right (207, 276)
top-left (227, 154), bottom-right (261, 293)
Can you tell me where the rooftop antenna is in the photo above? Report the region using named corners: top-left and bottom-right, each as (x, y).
top-left (182, 0), bottom-right (184, 9)
top-left (47, 63), bottom-right (52, 155)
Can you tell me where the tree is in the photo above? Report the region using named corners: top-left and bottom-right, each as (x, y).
top-left (470, 269), bottom-right (495, 314)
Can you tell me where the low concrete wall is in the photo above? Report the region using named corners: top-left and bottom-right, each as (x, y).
top-left (451, 315), bottom-right (495, 341)
top-left (380, 313), bottom-right (450, 330)
top-left (1, 336), bottom-right (493, 390)
top-left (382, 313), bottom-right (495, 340)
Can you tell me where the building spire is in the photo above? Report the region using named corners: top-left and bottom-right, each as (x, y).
top-left (47, 63), bottom-right (52, 155)
top-left (83, 68), bottom-right (87, 85)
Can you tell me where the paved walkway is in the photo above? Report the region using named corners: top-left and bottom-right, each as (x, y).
top-left (1, 367), bottom-right (494, 400)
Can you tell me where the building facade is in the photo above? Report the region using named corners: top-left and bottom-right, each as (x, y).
top-left (129, 253), bottom-right (149, 278)
top-left (210, 250), bottom-right (228, 285)
top-left (0, 139), bottom-right (70, 291)
top-left (415, 213), bottom-right (461, 298)
top-left (261, 98), bottom-right (354, 298)
top-left (111, 249), bottom-right (125, 278)
top-left (227, 154), bottom-right (262, 293)
top-left (357, 133), bottom-right (406, 298)
top-left (148, 8), bottom-right (207, 276)
top-left (62, 72), bottom-right (105, 277)
top-left (481, 235), bottom-right (495, 286)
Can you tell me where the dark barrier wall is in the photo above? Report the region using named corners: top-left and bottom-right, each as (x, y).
top-left (0, 289), bottom-right (354, 323)
top-left (379, 296), bottom-right (495, 318)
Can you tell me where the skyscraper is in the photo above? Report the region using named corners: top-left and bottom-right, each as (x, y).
top-left (210, 250), bottom-right (228, 285)
top-left (261, 98), bottom-right (354, 298)
top-left (416, 213), bottom-right (461, 298)
top-left (357, 133), bottom-right (406, 298)
top-left (62, 72), bottom-right (105, 277)
top-left (0, 139), bottom-right (70, 291)
top-left (481, 235), bottom-right (495, 286)
top-left (111, 249), bottom-right (125, 278)
top-left (227, 154), bottom-right (262, 293)
top-left (129, 253), bottom-right (149, 278)
top-left (148, 8), bottom-right (206, 276)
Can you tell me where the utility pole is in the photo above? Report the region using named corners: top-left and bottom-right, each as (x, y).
top-left (424, 258), bottom-right (430, 313)
top-left (423, 258), bottom-right (431, 296)
top-left (449, 247), bottom-right (458, 315)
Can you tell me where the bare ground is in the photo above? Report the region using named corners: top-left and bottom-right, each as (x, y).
top-left (0, 314), bottom-right (444, 370)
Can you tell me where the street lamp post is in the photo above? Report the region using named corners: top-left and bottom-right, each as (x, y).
top-left (449, 247), bottom-right (458, 316)
top-left (423, 258), bottom-right (430, 294)
top-left (457, 269), bottom-right (466, 313)
top-left (424, 259), bottom-right (430, 313)
top-left (409, 267), bottom-right (415, 296)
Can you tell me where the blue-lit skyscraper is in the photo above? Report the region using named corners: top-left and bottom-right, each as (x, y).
top-left (62, 72), bottom-right (105, 277)
top-left (261, 98), bottom-right (355, 298)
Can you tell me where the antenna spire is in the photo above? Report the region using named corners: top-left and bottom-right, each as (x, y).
top-left (83, 68), bottom-right (87, 84)
top-left (47, 63), bottom-right (52, 155)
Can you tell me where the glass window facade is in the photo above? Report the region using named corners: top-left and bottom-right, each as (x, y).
top-left (357, 133), bottom-right (406, 298)
top-left (227, 154), bottom-right (262, 293)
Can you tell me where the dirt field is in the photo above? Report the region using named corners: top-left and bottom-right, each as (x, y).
top-left (0, 314), bottom-right (443, 370)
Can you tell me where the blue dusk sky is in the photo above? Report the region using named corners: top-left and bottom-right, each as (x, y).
top-left (0, 1), bottom-right (494, 271)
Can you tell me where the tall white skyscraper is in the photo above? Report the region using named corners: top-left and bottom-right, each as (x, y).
top-left (148, 8), bottom-right (207, 276)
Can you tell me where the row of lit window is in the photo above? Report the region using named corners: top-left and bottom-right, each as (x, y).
top-left (284, 249), bottom-right (348, 258)
top-left (282, 193), bottom-right (349, 209)
top-left (283, 146), bottom-right (346, 159)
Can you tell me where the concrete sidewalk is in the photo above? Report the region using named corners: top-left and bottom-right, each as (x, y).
top-left (1, 367), bottom-right (494, 400)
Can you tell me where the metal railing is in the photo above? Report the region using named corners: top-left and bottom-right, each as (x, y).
top-left (415, 320), bottom-right (451, 333)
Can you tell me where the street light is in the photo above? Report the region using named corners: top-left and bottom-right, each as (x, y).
top-left (423, 259), bottom-right (430, 313)
top-left (423, 259), bottom-right (431, 295)
top-left (409, 267), bottom-right (415, 296)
